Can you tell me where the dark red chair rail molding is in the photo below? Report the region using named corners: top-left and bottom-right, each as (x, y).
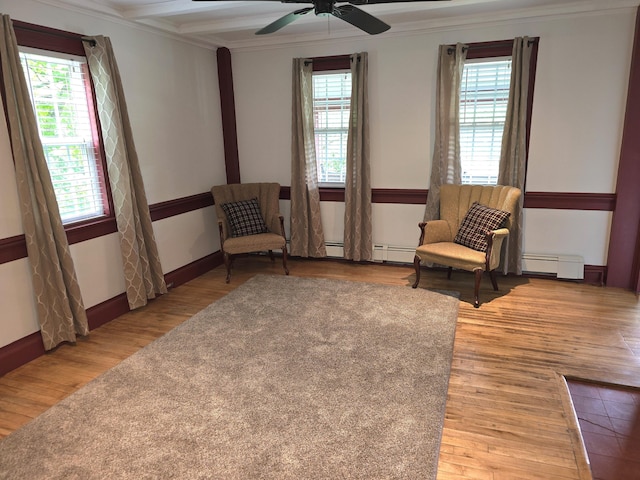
top-left (279, 187), bottom-right (616, 209)
top-left (0, 234), bottom-right (28, 264)
top-left (278, 187), bottom-right (429, 204)
top-left (524, 192), bottom-right (616, 211)
top-left (372, 189), bottom-right (428, 204)
top-left (149, 192), bottom-right (214, 222)
top-left (1, 193), bottom-right (215, 265)
top-left (0, 189), bottom-right (618, 266)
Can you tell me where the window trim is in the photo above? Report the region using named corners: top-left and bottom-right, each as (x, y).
top-left (462, 39), bottom-right (539, 188)
top-left (9, 20), bottom-right (117, 244)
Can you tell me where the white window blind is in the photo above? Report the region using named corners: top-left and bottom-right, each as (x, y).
top-left (313, 71), bottom-right (351, 185)
top-left (460, 58), bottom-right (512, 185)
top-left (19, 49), bottom-right (107, 224)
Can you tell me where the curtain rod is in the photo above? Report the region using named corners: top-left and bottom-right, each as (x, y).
top-left (82, 38), bottom-right (98, 47)
top-left (303, 54), bottom-right (361, 66)
top-left (13, 23), bottom-right (96, 47)
top-left (447, 38), bottom-right (537, 55)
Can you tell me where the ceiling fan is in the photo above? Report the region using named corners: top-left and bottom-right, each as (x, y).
top-left (193, 0), bottom-right (450, 36)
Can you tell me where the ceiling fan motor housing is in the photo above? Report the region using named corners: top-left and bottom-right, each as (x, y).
top-left (315, 0), bottom-right (335, 16)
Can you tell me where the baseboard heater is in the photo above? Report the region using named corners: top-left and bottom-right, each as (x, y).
top-left (521, 253), bottom-right (584, 279)
top-left (299, 242), bottom-right (585, 279)
top-left (324, 242), bottom-right (416, 264)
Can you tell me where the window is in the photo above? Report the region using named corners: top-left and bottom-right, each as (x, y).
top-left (460, 58), bottom-right (512, 185)
top-left (312, 71), bottom-right (351, 185)
top-left (10, 20), bottom-right (113, 240)
top-left (19, 48), bottom-right (108, 223)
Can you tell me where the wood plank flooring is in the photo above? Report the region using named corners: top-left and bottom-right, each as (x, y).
top-left (1, 257), bottom-right (639, 479)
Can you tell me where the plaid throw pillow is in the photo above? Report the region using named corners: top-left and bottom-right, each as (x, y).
top-left (221, 198), bottom-right (269, 238)
top-left (454, 202), bottom-right (511, 252)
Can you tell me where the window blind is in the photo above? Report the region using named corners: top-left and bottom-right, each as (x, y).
top-left (19, 50), bottom-right (107, 223)
top-left (460, 59), bottom-right (512, 185)
top-left (313, 71), bottom-right (351, 184)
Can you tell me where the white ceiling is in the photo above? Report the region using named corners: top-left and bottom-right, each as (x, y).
top-left (38, 0), bottom-right (638, 49)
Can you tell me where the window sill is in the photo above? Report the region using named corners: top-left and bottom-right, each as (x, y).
top-left (65, 216), bottom-right (118, 245)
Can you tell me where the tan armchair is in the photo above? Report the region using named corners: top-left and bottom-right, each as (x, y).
top-left (211, 183), bottom-right (289, 283)
top-left (413, 184), bottom-right (521, 308)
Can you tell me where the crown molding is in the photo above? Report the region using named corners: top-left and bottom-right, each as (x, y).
top-left (30, 0), bottom-right (640, 51)
top-left (229, 0), bottom-right (639, 51)
top-left (33, 0), bottom-right (224, 48)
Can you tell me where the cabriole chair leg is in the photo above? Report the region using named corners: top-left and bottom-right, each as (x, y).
top-left (282, 246), bottom-right (289, 275)
top-left (489, 269), bottom-right (499, 291)
top-left (412, 256), bottom-right (421, 288)
top-left (473, 269), bottom-right (483, 308)
top-left (223, 252), bottom-right (232, 284)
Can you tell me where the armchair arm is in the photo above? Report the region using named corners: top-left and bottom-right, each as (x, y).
top-left (485, 228), bottom-right (510, 271)
top-left (217, 220), bottom-right (227, 250)
top-left (265, 212), bottom-right (284, 235)
top-left (417, 219), bottom-right (453, 246)
top-left (491, 227), bottom-right (509, 240)
top-left (277, 215), bottom-right (286, 239)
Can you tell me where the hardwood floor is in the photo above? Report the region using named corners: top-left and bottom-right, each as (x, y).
top-left (1, 256), bottom-right (639, 479)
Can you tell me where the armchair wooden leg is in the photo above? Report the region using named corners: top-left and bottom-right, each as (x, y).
top-left (281, 244), bottom-right (290, 276)
top-left (412, 256), bottom-right (421, 288)
top-left (223, 252), bottom-right (232, 284)
top-left (268, 250), bottom-right (275, 262)
top-left (447, 267), bottom-right (453, 280)
top-left (489, 269), bottom-right (499, 291)
top-left (278, 217), bottom-right (289, 276)
top-left (473, 269), bottom-right (483, 308)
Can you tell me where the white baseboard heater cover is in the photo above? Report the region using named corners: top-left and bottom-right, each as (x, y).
top-left (300, 242), bottom-right (585, 280)
top-left (522, 253), bottom-right (584, 279)
top-left (323, 242), bottom-right (415, 264)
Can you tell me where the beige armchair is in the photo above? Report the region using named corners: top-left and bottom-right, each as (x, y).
top-left (413, 184), bottom-right (521, 308)
top-left (211, 183), bottom-right (289, 283)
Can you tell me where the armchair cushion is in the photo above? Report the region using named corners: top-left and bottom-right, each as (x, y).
top-left (221, 198), bottom-right (269, 238)
top-left (453, 202), bottom-right (511, 252)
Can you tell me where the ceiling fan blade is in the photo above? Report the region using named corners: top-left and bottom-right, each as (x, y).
top-left (348, 0), bottom-right (450, 3)
top-left (333, 4), bottom-right (390, 35)
top-left (256, 7), bottom-right (314, 34)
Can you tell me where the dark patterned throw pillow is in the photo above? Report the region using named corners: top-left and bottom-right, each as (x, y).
top-left (454, 202), bottom-right (511, 252)
top-left (221, 198), bottom-right (268, 238)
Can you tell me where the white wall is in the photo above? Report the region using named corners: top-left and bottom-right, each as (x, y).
top-left (0, 0), bottom-right (226, 348)
top-left (232, 9), bottom-right (634, 268)
top-left (1, 3), bottom-right (635, 349)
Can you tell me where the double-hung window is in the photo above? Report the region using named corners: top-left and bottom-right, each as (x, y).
top-left (312, 70), bottom-right (351, 185)
top-left (12, 21), bottom-right (112, 236)
top-left (457, 39), bottom-right (538, 186)
top-left (19, 48), bottom-right (108, 223)
top-left (460, 58), bottom-right (512, 185)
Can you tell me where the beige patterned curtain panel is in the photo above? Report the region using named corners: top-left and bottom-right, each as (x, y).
top-left (343, 52), bottom-right (372, 261)
top-left (290, 57), bottom-right (327, 258)
top-left (0, 15), bottom-right (89, 350)
top-left (424, 43), bottom-right (467, 222)
top-left (498, 37), bottom-right (533, 275)
top-left (83, 36), bottom-right (167, 309)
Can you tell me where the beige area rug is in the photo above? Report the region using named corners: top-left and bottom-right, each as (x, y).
top-left (0, 275), bottom-right (460, 479)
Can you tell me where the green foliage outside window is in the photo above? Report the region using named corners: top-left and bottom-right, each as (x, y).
top-left (20, 52), bottom-right (102, 222)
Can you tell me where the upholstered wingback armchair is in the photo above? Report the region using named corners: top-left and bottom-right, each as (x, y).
top-left (413, 184), bottom-right (521, 308)
top-left (211, 183), bottom-right (289, 283)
